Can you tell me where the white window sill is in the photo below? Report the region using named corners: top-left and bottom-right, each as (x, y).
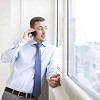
top-left (49, 85), bottom-right (70, 100)
top-left (61, 76), bottom-right (94, 100)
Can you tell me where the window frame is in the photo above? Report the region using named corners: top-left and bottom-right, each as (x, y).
top-left (61, 0), bottom-right (100, 100)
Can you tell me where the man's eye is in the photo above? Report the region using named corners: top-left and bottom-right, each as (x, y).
top-left (38, 28), bottom-right (43, 31)
top-left (45, 27), bottom-right (47, 30)
top-left (38, 27), bottom-right (47, 31)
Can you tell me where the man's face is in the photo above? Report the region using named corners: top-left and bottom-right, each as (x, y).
top-left (33, 21), bottom-right (47, 43)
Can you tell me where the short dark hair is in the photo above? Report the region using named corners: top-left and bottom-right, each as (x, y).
top-left (30, 17), bottom-right (46, 28)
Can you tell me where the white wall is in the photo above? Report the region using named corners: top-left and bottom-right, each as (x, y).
top-left (0, 0), bottom-right (56, 99)
top-left (0, 0), bottom-right (21, 98)
top-left (0, 0), bottom-right (11, 98)
top-left (20, 0), bottom-right (56, 44)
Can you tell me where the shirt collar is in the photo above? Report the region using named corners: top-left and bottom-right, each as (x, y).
top-left (28, 40), bottom-right (47, 47)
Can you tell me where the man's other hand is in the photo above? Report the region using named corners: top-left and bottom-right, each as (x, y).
top-left (48, 74), bottom-right (60, 88)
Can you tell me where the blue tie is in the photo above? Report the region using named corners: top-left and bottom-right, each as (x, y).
top-left (32, 43), bottom-right (42, 98)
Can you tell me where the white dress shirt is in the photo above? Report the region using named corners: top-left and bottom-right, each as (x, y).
top-left (1, 39), bottom-right (59, 93)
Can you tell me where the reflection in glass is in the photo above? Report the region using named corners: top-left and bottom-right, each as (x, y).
top-left (68, 0), bottom-right (100, 96)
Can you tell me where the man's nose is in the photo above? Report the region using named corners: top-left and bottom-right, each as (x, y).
top-left (42, 29), bottom-right (46, 34)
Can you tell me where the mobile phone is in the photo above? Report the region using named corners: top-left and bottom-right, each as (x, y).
top-left (31, 31), bottom-right (37, 36)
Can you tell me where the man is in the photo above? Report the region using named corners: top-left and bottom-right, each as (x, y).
top-left (1, 17), bottom-right (60, 100)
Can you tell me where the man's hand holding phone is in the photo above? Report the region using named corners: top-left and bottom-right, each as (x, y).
top-left (23, 28), bottom-right (36, 42)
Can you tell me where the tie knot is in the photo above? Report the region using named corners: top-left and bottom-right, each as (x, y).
top-left (34, 43), bottom-right (42, 48)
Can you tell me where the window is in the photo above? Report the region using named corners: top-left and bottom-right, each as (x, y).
top-left (56, 0), bottom-right (63, 73)
top-left (68, 0), bottom-right (100, 99)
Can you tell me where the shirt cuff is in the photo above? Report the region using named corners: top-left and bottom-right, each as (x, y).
top-left (46, 72), bottom-right (57, 80)
top-left (10, 39), bottom-right (27, 50)
top-left (18, 39), bottom-right (27, 47)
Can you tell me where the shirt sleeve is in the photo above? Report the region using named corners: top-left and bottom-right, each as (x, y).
top-left (1, 39), bottom-right (27, 63)
top-left (46, 47), bottom-right (60, 79)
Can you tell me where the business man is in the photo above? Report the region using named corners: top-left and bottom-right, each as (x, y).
top-left (1, 16), bottom-right (60, 100)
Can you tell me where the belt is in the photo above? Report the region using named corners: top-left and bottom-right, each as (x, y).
top-left (5, 87), bottom-right (35, 98)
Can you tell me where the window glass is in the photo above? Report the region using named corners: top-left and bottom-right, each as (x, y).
top-left (68, 0), bottom-right (100, 98)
